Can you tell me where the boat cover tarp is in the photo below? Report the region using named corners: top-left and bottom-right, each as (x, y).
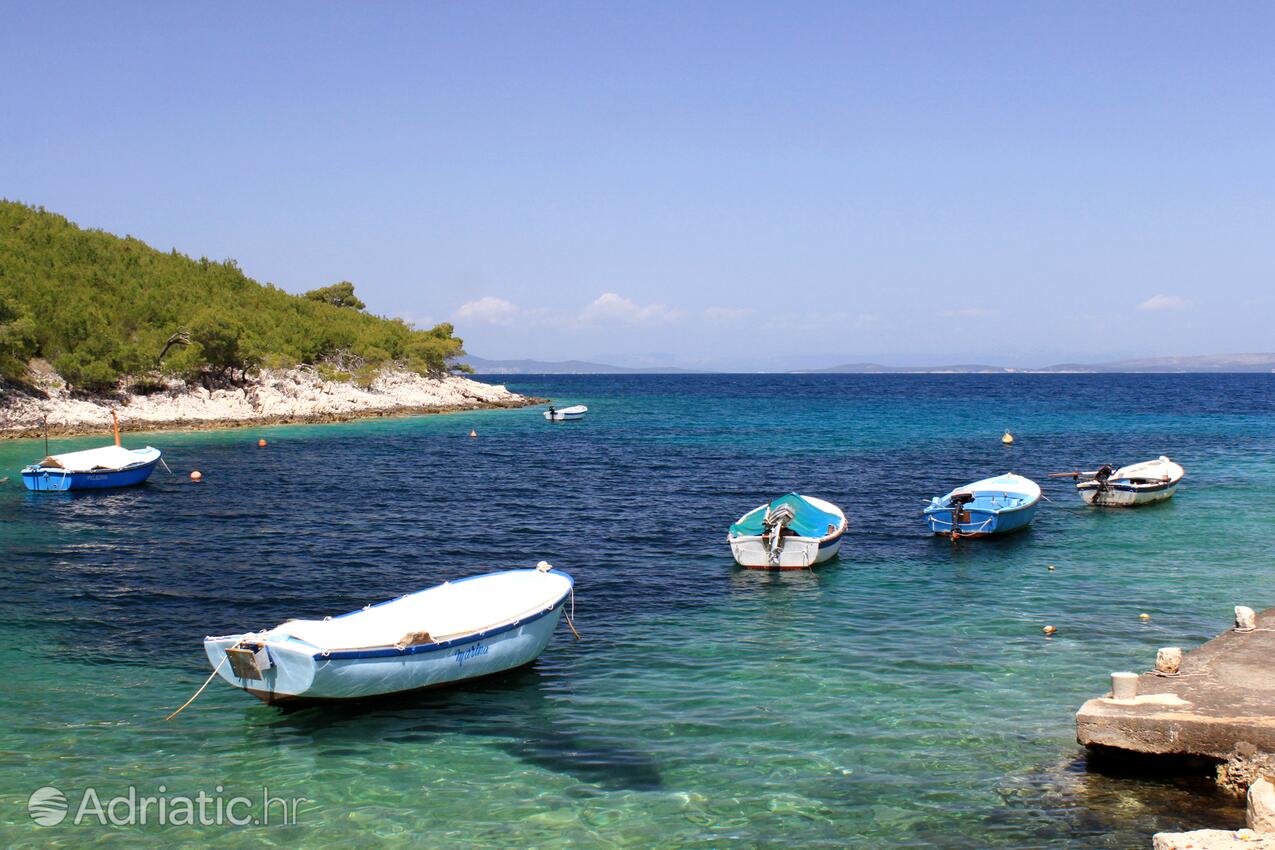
top-left (34, 445), bottom-right (160, 473)
top-left (730, 493), bottom-right (842, 539)
top-left (267, 569), bottom-right (572, 651)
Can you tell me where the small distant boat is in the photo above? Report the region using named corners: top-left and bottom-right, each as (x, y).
top-left (925, 473), bottom-right (1041, 539)
top-left (544, 404), bottom-right (587, 421)
top-left (203, 564), bottom-right (574, 705)
top-left (728, 493), bottom-right (846, 569)
top-left (1051, 456), bottom-right (1184, 507)
top-left (21, 412), bottom-right (161, 492)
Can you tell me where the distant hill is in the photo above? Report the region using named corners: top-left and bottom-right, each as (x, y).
top-left (465, 352), bottom-right (1275, 375)
top-left (459, 356), bottom-right (700, 374)
top-left (1041, 353), bottom-right (1275, 373)
top-left (0, 201), bottom-right (463, 391)
top-left (800, 353), bottom-right (1275, 374)
top-left (797, 362), bottom-right (1012, 374)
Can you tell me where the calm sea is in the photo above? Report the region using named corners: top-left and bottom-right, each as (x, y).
top-left (1, 374), bottom-right (1272, 847)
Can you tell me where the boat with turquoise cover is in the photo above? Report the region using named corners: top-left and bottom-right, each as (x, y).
top-left (728, 493), bottom-right (846, 569)
top-left (924, 473), bottom-right (1041, 539)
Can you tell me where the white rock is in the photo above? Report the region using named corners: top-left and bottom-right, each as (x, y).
top-left (1, 368), bottom-right (525, 436)
top-left (1154, 829), bottom-right (1275, 849)
top-left (1249, 777), bottom-right (1275, 833)
top-left (1155, 647), bottom-right (1183, 675)
top-left (1237, 606), bottom-right (1258, 631)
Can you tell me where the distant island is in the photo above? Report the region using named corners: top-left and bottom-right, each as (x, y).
top-left (0, 201), bottom-right (531, 437)
top-left (458, 356), bottom-right (698, 375)
top-left (462, 353), bottom-right (1275, 375)
top-left (798, 353), bottom-right (1275, 374)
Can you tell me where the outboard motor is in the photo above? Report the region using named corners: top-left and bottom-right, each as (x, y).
top-left (1094, 464), bottom-right (1115, 491)
top-left (948, 491), bottom-right (975, 541)
top-left (763, 503), bottom-right (796, 565)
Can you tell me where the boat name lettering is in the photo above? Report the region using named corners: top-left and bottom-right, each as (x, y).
top-left (454, 643), bottom-right (489, 668)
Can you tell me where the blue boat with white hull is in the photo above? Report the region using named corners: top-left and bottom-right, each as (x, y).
top-left (203, 564), bottom-right (574, 706)
top-left (924, 473), bottom-right (1041, 539)
top-left (21, 444), bottom-right (162, 492)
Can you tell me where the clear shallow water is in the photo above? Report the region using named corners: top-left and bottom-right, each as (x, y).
top-left (1, 374), bottom-right (1271, 847)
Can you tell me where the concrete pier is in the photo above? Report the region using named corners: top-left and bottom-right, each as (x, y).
top-left (1076, 607), bottom-right (1275, 759)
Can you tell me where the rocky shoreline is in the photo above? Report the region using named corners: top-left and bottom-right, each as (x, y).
top-left (0, 366), bottom-right (538, 439)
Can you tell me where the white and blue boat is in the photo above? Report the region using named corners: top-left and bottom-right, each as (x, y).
top-left (203, 564), bottom-right (574, 706)
top-left (21, 444), bottom-right (162, 492)
top-left (924, 473), bottom-right (1041, 539)
top-left (728, 493), bottom-right (847, 569)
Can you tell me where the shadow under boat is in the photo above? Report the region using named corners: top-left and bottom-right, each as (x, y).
top-left (244, 662), bottom-right (664, 792)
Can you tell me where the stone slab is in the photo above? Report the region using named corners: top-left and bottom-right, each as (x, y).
top-left (1077, 608), bottom-right (1275, 759)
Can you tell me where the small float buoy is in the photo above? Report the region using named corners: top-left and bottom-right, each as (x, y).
top-left (469, 429), bottom-right (477, 438)
top-left (1042, 625), bottom-right (1057, 636)
top-left (190, 470), bottom-right (203, 482)
top-left (1139, 612), bottom-right (1151, 621)
top-left (258, 439), bottom-right (267, 447)
top-left (1002, 431), bottom-right (1014, 445)
top-left (1047, 564), bottom-right (1056, 571)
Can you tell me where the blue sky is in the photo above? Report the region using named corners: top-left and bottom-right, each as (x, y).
top-left (3, 2), bottom-right (1272, 369)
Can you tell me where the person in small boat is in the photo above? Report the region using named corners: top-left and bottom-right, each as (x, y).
top-left (548, 405), bottom-right (556, 419)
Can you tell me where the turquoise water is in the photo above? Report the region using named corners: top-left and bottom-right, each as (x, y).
top-left (1, 374), bottom-right (1271, 847)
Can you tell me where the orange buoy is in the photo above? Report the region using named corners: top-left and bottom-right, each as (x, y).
top-left (190, 470), bottom-right (203, 481)
top-left (1002, 430), bottom-right (1014, 445)
top-left (258, 439), bottom-right (267, 447)
top-left (1042, 625), bottom-right (1057, 636)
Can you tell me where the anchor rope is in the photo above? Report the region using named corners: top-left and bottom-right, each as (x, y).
top-left (166, 652), bottom-right (231, 721)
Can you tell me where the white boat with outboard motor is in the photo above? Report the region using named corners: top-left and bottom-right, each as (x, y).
top-left (544, 404), bottom-right (587, 421)
top-left (727, 493), bottom-right (847, 569)
top-left (1050, 456), bottom-right (1184, 507)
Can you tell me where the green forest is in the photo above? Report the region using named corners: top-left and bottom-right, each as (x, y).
top-left (0, 201), bottom-right (466, 392)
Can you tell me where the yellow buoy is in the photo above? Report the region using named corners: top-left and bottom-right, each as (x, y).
top-left (469, 429), bottom-right (477, 438)
top-left (1002, 431), bottom-right (1014, 445)
top-left (1047, 564), bottom-right (1056, 571)
top-left (1042, 625), bottom-right (1057, 636)
top-left (190, 470), bottom-right (203, 482)
top-left (1139, 612), bottom-right (1151, 621)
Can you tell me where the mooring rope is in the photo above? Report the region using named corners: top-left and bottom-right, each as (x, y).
top-left (563, 588), bottom-right (581, 640)
top-left (166, 652), bottom-right (230, 721)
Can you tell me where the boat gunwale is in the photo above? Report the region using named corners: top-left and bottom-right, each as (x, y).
top-left (206, 569), bottom-right (574, 661)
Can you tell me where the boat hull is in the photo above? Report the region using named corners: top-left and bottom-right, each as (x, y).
top-left (1079, 480), bottom-right (1179, 507)
top-left (729, 532), bottom-right (843, 569)
top-left (925, 502), bottom-right (1038, 537)
top-left (21, 458), bottom-right (160, 492)
top-left (204, 597), bottom-right (567, 704)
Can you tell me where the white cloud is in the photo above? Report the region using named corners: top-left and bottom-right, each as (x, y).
top-left (454, 296), bottom-right (519, 325)
top-left (1137, 294), bottom-right (1190, 312)
top-left (580, 292), bottom-right (685, 325)
top-left (703, 306), bottom-right (753, 322)
top-left (938, 307), bottom-right (993, 319)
